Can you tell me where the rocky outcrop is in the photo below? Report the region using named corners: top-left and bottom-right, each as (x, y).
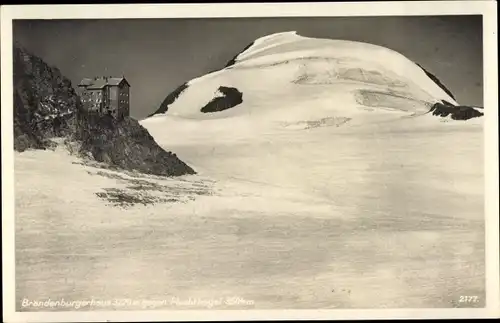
top-left (13, 44), bottom-right (196, 177)
top-left (72, 111), bottom-right (196, 176)
top-left (429, 100), bottom-right (483, 120)
top-left (200, 86), bottom-right (243, 113)
top-left (224, 41), bottom-right (255, 68)
top-left (13, 45), bottom-right (78, 152)
top-left (416, 63), bottom-right (456, 101)
top-left (149, 82), bottom-right (189, 117)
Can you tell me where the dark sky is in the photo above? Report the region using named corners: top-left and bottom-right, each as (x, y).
top-left (13, 16), bottom-right (483, 119)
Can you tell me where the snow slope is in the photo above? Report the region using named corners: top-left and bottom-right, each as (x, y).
top-left (15, 118), bottom-right (484, 310)
top-left (15, 33), bottom-right (484, 310)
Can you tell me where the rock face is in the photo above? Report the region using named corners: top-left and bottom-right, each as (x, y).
top-left (13, 45), bottom-right (78, 152)
top-left (416, 63), bottom-right (456, 101)
top-left (13, 44), bottom-right (196, 177)
top-left (224, 41), bottom-right (255, 68)
top-left (200, 86), bottom-right (243, 113)
top-left (149, 82), bottom-right (189, 117)
top-left (429, 100), bottom-right (484, 120)
top-left (73, 111), bottom-right (196, 176)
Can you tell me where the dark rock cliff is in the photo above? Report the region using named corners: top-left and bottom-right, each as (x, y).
top-left (416, 63), bottom-right (456, 101)
top-left (73, 111), bottom-right (195, 176)
top-left (224, 41), bottom-right (255, 68)
top-left (13, 44), bottom-right (195, 177)
top-left (148, 82), bottom-right (189, 117)
top-left (13, 45), bottom-right (78, 152)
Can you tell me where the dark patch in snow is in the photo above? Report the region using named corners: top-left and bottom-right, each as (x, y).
top-left (224, 41), bottom-right (255, 68)
top-left (416, 63), bottom-right (456, 101)
top-left (95, 188), bottom-right (173, 208)
top-left (429, 100), bottom-right (484, 120)
top-left (200, 86), bottom-right (243, 113)
top-left (88, 169), bottom-right (215, 208)
top-left (149, 82), bottom-right (189, 117)
top-left (95, 188), bottom-right (187, 208)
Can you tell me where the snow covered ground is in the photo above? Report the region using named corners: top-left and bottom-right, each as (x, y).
top-left (15, 116), bottom-right (485, 310)
top-left (15, 32), bottom-right (485, 310)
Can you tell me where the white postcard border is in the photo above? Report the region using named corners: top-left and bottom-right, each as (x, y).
top-left (1, 2), bottom-right (498, 322)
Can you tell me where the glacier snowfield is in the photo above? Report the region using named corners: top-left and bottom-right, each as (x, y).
top-left (14, 32), bottom-right (485, 310)
top-left (15, 115), bottom-right (484, 310)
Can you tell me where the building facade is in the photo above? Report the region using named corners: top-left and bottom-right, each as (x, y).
top-left (78, 76), bottom-right (131, 119)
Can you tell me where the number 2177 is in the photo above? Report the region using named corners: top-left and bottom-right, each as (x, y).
top-left (459, 296), bottom-right (479, 303)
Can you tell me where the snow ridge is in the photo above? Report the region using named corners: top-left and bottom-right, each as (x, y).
top-left (226, 31), bottom-right (301, 68)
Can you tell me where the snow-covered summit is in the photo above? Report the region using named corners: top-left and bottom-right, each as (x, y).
top-left (146, 32), bottom-right (479, 135)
